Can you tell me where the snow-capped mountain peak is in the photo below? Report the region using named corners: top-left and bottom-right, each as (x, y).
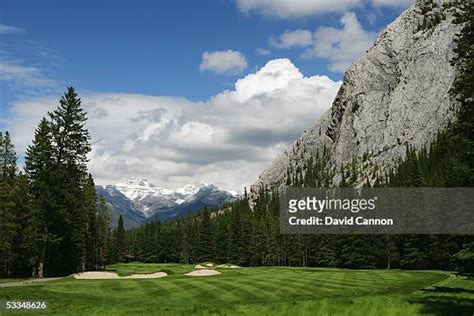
top-left (113, 177), bottom-right (235, 209)
top-left (98, 178), bottom-right (238, 224)
top-left (115, 178), bottom-right (211, 201)
top-left (115, 177), bottom-right (158, 201)
top-left (174, 181), bottom-right (209, 196)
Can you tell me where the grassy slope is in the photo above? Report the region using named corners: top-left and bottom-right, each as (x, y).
top-left (106, 262), bottom-right (195, 276)
top-left (0, 264), bottom-right (473, 315)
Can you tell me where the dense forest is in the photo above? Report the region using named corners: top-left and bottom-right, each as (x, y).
top-left (0, 88), bottom-right (110, 278)
top-left (0, 2), bottom-right (472, 278)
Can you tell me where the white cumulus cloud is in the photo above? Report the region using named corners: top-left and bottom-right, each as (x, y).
top-left (7, 59), bottom-right (340, 192)
top-left (305, 12), bottom-right (377, 72)
top-left (269, 29), bottom-right (313, 49)
top-left (199, 50), bottom-right (248, 75)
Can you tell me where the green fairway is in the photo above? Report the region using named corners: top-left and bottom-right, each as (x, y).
top-left (1, 264), bottom-right (473, 315)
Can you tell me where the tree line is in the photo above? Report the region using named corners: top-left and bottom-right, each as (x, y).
top-left (0, 87), bottom-right (111, 278)
top-left (116, 135), bottom-right (471, 271)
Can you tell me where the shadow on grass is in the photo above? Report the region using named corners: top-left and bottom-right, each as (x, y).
top-left (411, 286), bottom-right (474, 316)
top-left (411, 296), bottom-right (474, 316)
top-left (422, 286), bottom-right (474, 295)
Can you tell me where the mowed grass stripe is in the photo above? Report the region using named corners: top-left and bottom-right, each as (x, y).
top-left (211, 276), bottom-right (286, 301)
top-left (232, 275), bottom-right (324, 299)
top-left (251, 273), bottom-right (332, 297)
top-left (89, 279), bottom-right (118, 310)
top-left (182, 275), bottom-right (292, 304)
top-left (339, 271), bottom-right (411, 286)
top-left (375, 270), bottom-right (446, 293)
top-left (325, 271), bottom-right (367, 290)
top-left (132, 279), bottom-right (172, 298)
top-left (316, 270), bottom-right (350, 295)
top-left (353, 271), bottom-right (412, 291)
top-left (240, 273), bottom-right (313, 292)
top-left (170, 276), bottom-right (246, 301)
top-left (96, 280), bottom-right (147, 308)
top-left (317, 272), bottom-right (369, 289)
top-left (220, 273), bottom-right (308, 300)
top-left (169, 277), bottom-right (223, 302)
top-left (232, 271), bottom-right (374, 300)
top-left (155, 277), bottom-right (197, 300)
top-left (188, 277), bottom-right (244, 303)
top-left (204, 278), bottom-right (269, 303)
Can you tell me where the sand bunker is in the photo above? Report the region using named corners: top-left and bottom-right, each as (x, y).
top-left (185, 269), bottom-right (221, 276)
top-left (217, 264), bottom-right (241, 269)
top-left (194, 264), bottom-right (207, 269)
top-left (195, 263), bottom-right (216, 268)
top-left (122, 272), bottom-right (167, 279)
top-left (74, 272), bottom-right (119, 279)
top-left (73, 271), bottom-right (167, 280)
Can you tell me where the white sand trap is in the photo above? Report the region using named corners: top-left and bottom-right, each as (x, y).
top-left (217, 264), bottom-right (241, 269)
top-left (73, 271), bottom-right (167, 280)
top-left (74, 272), bottom-right (120, 279)
top-left (185, 269), bottom-right (221, 276)
top-left (194, 264), bottom-right (207, 269)
top-left (205, 263), bottom-right (214, 267)
top-left (122, 272), bottom-right (167, 279)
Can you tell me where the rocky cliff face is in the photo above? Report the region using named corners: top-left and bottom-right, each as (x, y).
top-left (251, 0), bottom-right (460, 193)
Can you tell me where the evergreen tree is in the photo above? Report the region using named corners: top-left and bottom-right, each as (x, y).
top-left (24, 118), bottom-right (59, 277)
top-left (115, 215), bottom-right (126, 262)
top-left (2, 131), bottom-right (17, 181)
top-left (9, 173), bottom-right (33, 276)
top-left (95, 196), bottom-right (110, 269)
top-left (82, 174), bottom-right (98, 270)
top-left (196, 207), bottom-right (213, 262)
top-left (451, 1), bottom-right (474, 186)
top-left (179, 218), bottom-right (193, 263)
top-left (453, 242), bottom-right (474, 278)
top-left (0, 131), bottom-right (17, 276)
top-left (47, 87), bottom-right (92, 274)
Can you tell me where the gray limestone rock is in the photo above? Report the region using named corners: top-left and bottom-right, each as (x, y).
top-left (251, 0), bottom-right (460, 195)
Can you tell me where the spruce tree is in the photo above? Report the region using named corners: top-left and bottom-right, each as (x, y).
top-left (82, 174), bottom-right (98, 271)
top-left (116, 215), bottom-right (126, 262)
top-left (0, 131), bottom-right (17, 276)
top-left (197, 207), bottom-right (213, 262)
top-left (96, 196), bottom-right (111, 269)
top-left (9, 173), bottom-right (33, 276)
top-left (2, 132), bottom-right (17, 181)
top-left (0, 131), bottom-right (5, 275)
top-left (24, 118), bottom-right (58, 277)
top-left (48, 87), bottom-right (91, 273)
top-left (45, 87), bottom-right (92, 274)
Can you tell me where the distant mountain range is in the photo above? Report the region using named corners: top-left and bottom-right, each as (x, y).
top-left (96, 178), bottom-right (238, 229)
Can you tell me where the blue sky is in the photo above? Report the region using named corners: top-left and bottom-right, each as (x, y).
top-left (0, 0), bottom-right (413, 190)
